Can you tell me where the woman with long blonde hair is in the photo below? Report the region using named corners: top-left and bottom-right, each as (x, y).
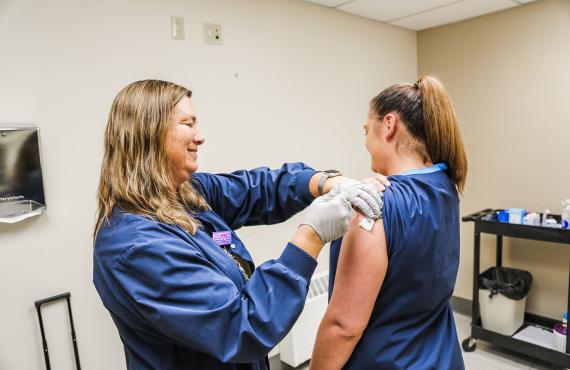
top-left (311, 76), bottom-right (467, 370)
top-left (93, 79), bottom-right (383, 370)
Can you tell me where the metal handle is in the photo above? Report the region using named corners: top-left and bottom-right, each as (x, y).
top-left (35, 292), bottom-right (81, 370)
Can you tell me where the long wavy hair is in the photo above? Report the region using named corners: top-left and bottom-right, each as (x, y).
top-left (370, 75), bottom-right (467, 193)
top-left (94, 80), bottom-right (209, 240)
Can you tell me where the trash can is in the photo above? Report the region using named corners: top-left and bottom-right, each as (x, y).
top-left (479, 267), bottom-right (533, 336)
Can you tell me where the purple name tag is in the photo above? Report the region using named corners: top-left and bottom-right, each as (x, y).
top-left (212, 231), bottom-right (232, 246)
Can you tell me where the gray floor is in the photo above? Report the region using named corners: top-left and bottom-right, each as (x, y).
top-left (269, 312), bottom-right (563, 370)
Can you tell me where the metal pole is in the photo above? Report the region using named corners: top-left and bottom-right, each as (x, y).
top-left (472, 228), bottom-right (481, 325)
top-left (35, 304), bottom-right (51, 370)
top-left (566, 254), bottom-right (570, 354)
top-left (66, 296), bottom-right (82, 370)
top-left (496, 235), bottom-right (503, 267)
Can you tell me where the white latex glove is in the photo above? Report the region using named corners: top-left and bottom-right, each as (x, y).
top-left (334, 183), bottom-right (383, 220)
top-left (300, 185), bottom-right (383, 243)
top-left (337, 175), bottom-right (391, 193)
top-left (300, 189), bottom-right (353, 244)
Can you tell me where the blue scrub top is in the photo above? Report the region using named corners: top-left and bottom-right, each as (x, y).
top-left (93, 163), bottom-right (317, 370)
top-left (329, 164), bottom-right (465, 370)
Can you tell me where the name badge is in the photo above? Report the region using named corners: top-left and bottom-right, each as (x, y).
top-left (212, 231), bottom-right (232, 246)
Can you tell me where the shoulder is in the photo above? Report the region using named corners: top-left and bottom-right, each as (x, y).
top-left (383, 171), bottom-right (456, 211)
top-left (96, 211), bottom-right (163, 244)
top-left (381, 177), bottom-right (415, 216)
top-left (94, 210), bottom-right (200, 270)
top-left (381, 173), bottom-right (455, 252)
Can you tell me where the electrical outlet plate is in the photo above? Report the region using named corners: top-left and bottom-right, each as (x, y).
top-left (171, 16), bottom-right (185, 40)
top-left (203, 23), bottom-right (223, 45)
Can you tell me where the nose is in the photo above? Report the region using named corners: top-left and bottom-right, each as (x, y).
top-left (194, 131), bottom-right (205, 145)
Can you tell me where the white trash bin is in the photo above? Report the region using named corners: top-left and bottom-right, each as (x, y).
top-left (479, 289), bottom-right (526, 336)
top-left (479, 267), bottom-right (532, 337)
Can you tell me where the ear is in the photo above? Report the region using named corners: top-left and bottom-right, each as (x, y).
top-left (383, 113), bottom-right (398, 141)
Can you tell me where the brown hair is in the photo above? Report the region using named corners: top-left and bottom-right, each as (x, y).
top-left (94, 80), bottom-right (209, 240)
top-left (370, 75), bottom-right (467, 193)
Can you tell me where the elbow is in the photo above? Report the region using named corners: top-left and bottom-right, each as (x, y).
top-left (327, 316), bottom-right (367, 342)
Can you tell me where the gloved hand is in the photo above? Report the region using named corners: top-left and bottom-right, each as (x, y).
top-left (300, 185), bottom-right (383, 243)
top-left (336, 175), bottom-right (391, 193)
top-left (300, 189), bottom-right (353, 244)
top-left (333, 182), bottom-right (383, 220)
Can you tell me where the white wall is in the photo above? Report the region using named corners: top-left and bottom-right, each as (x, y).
top-left (0, 0), bottom-right (417, 368)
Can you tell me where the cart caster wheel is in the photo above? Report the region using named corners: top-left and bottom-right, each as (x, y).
top-left (462, 337), bottom-right (477, 352)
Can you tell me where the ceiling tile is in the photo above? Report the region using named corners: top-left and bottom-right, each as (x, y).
top-left (390, 0), bottom-right (517, 31)
top-left (338, 0), bottom-right (459, 22)
top-left (304, 0), bottom-right (348, 7)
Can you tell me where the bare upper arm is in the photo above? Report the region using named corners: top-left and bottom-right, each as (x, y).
top-left (325, 214), bottom-right (389, 336)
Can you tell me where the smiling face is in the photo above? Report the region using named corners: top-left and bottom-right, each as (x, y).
top-left (165, 95), bottom-right (205, 188)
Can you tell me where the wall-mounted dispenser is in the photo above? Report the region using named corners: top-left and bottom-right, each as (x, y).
top-left (0, 126), bottom-right (46, 223)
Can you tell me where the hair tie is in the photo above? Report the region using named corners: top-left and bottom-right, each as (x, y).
top-left (414, 81), bottom-right (420, 89)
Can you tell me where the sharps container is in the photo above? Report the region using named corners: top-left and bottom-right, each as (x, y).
top-left (479, 267), bottom-right (533, 336)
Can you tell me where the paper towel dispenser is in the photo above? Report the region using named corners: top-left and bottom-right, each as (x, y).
top-left (0, 126), bottom-right (46, 223)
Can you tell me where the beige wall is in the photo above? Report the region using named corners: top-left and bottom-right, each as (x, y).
top-left (418, 0), bottom-right (570, 319)
top-left (0, 0), bottom-right (416, 368)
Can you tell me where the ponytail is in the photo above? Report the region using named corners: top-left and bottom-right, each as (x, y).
top-left (417, 76), bottom-right (467, 193)
top-left (370, 75), bottom-right (468, 193)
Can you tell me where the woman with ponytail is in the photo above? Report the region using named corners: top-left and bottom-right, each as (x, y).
top-left (310, 76), bottom-right (467, 370)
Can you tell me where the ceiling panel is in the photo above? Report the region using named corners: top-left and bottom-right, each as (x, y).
top-left (304, 0), bottom-right (348, 7)
top-left (390, 0), bottom-right (517, 31)
top-left (338, 0), bottom-right (459, 22)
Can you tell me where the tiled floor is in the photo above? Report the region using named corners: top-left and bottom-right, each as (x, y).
top-left (269, 312), bottom-right (564, 370)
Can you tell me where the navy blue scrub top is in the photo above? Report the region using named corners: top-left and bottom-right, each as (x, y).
top-left (329, 163), bottom-right (465, 370)
top-left (93, 163), bottom-right (317, 370)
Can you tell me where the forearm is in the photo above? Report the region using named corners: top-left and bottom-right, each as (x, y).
top-left (290, 225), bottom-right (323, 260)
top-left (310, 317), bottom-right (362, 370)
top-left (308, 173), bottom-right (348, 197)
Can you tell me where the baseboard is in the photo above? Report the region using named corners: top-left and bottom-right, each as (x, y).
top-left (451, 295), bottom-right (472, 316)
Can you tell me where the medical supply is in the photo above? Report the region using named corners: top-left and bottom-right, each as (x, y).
top-left (497, 210), bottom-right (509, 223)
top-left (508, 208), bottom-right (525, 224)
top-left (562, 199), bottom-right (570, 229)
top-left (359, 218), bottom-right (374, 231)
top-left (541, 210), bottom-right (561, 228)
top-left (543, 219), bottom-right (561, 228)
top-left (523, 212), bottom-right (540, 226)
top-left (553, 323), bottom-right (567, 352)
top-left (552, 312), bottom-right (568, 352)
top-left (542, 209), bottom-right (551, 225)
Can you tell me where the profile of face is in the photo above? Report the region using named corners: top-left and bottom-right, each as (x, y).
top-left (364, 108), bottom-right (393, 174)
top-left (165, 95), bottom-right (205, 188)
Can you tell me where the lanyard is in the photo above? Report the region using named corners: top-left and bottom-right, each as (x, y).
top-left (400, 162), bottom-right (448, 176)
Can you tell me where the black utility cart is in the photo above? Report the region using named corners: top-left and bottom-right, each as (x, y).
top-left (462, 209), bottom-right (570, 368)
